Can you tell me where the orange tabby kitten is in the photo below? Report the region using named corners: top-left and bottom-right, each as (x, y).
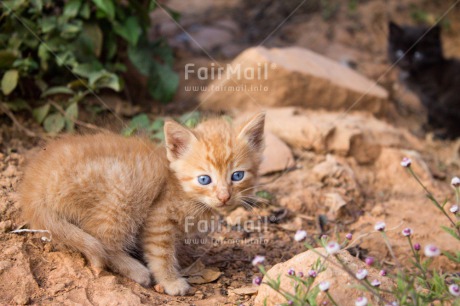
top-left (18, 113), bottom-right (265, 296)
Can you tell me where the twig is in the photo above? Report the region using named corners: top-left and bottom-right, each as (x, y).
top-left (10, 229), bottom-right (50, 234)
top-left (11, 228), bottom-right (52, 241)
top-left (0, 102), bottom-right (38, 138)
top-left (49, 101), bottom-right (111, 133)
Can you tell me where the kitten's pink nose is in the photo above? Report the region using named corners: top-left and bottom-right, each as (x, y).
top-left (217, 190), bottom-right (231, 204)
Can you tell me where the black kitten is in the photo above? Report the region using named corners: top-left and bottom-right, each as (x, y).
top-left (388, 21), bottom-right (460, 139)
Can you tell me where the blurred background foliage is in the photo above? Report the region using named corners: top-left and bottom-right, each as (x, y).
top-left (0, 0), bottom-right (178, 133)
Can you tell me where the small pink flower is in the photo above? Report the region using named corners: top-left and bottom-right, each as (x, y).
top-left (400, 157), bottom-right (412, 167)
top-left (449, 283), bottom-right (460, 296)
top-left (450, 205), bottom-right (459, 214)
top-left (375, 221), bottom-right (386, 231)
top-left (294, 230), bottom-right (307, 242)
top-left (451, 177), bottom-right (460, 188)
top-left (287, 268), bottom-right (295, 276)
top-left (252, 276), bottom-right (262, 286)
top-left (308, 270), bottom-right (317, 278)
top-left (414, 243), bottom-right (421, 251)
top-left (365, 257), bottom-right (374, 266)
top-left (355, 296), bottom-right (368, 306)
top-left (345, 233), bottom-right (353, 240)
top-left (325, 241), bottom-right (341, 254)
top-left (356, 269), bottom-right (368, 280)
top-left (379, 269), bottom-right (387, 276)
top-left (424, 244), bottom-right (441, 257)
top-left (371, 279), bottom-right (381, 287)
top-left (298, 271), bottom-right (304, 278)
top-left (287, 301), bottom-right (293, 305)
top-left (252, 255), bottom-right (265, 266)
top-left (402, 228), bottom-right (413, 237)
top-left (319, 281), bottom-right (330, 292)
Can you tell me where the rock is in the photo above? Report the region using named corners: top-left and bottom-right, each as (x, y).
top-left (199, 47), bottom-right (388, 114)
top-left (324, 192), bottom-right (348, 221)
top-left (373, 148), bottom-right (433, 195)
top-left (188, 26), bottom-right (234, 51)
top-left (259, 132), bottom-right (295, 175)
top-left (92, 276), bottom-right (141, 306)
top-left (254, 248), bottom-right (394, 306)
top-left (263, 107), bottom-right (418, 164)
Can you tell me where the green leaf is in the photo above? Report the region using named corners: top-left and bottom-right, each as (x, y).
top-left (63, 0), bottom-right (82, 18)
top-left (13, 58), bottom-right (39, 73)
top-left (79, 2), bottom-right (91, 19)
top-left (61, 21), bottom-right (83, 39)
top-left (72, 62), bottom-right (103, 78)
top-left (441, 226), bottom-right (460, 240)
top-left (128, 44), bottom-right (152, 76)
top-left (32, 104), bottom-right (50, 124)
top-left (148, 63), bottom-right (178, 102)
top-left (79, 23), bottom-right (104, 57)
top-left (39, 16), bottom-right (57, 33)
top-left (179, 111), bottom-right (201, 128)
top-left (41, 86), bottom-right (74, 98)
top-left (30, 0), bottom-right (43, 12)
top-left (0, 51), bottom-right (17, 69)
top-left (38, 43), bottom-right (50, 71)
top-left (1, 69), bottom-right (19, 95)
top-left (65, 102), bottom-right (78, 132)
top-left (151, 130), bottom-right (164, 141)
top-left (92, 0), bottom-right (115, 20)
top-left (113, 16), bottom-right (142, 46)
top-left (4, 99), bottom-right (30, 111)
top-left (148, 118), bottom-right (164, 131)
top-left (88, 70), bottom-right (121, 91)
top-left (129, 114), bottom-right (150, 129)
top-left (43, 113), bottom-right (65, 134)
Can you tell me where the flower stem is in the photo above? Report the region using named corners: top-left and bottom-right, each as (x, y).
top-left (326, 292), bottom-right (339, 306)
top-left (407, 167), bottom-right (459, 234)
top-left (407, 236), bottom-right (429, 289)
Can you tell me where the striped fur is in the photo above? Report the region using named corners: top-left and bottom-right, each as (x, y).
top-left (18, 113), bottom-right (265, 296)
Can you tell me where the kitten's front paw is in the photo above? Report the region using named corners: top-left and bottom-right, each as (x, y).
top-left (160, 277), bottom-right (190, 296)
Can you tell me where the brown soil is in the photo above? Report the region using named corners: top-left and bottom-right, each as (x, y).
top-left (1, 0), bottom-right (460, 305)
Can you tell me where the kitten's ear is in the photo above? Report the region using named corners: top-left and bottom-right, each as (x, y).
top-left (427, 25), bottom-right (441, 41)
top-left (389, 21), bottom-right (403, 37)
top-left (164, 120), bottom-right (196, 161)
top-left (237, 112), bottom-right (265, 152)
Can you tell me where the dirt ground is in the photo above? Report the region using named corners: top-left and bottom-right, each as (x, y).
top-left (1, 0), bottom-right (460, 305)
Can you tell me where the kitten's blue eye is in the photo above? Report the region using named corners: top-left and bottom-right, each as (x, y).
top-left (414, 51), bottom-right (423, 60)
top-left (231, 171), bottom-right (245, 182)
top-left (198, 175), bottom-right (212, 185)
top-left (396, 50), bottom-right (404, 59)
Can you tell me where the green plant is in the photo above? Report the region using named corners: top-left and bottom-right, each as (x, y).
top-left (253, 159), bottom-right (460, 305)
top-left (0, 0), bottom-right (178, 133)
top-left (122, 111), bottom-right (202, 141)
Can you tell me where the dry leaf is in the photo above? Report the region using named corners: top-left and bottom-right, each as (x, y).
top-left (229, 286), bottom-right (258, 295)
top-left (181, 260), bottom-right (222, 284)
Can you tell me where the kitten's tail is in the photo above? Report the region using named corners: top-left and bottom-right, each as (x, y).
top-left (33, 211), bottom-right (107, 269)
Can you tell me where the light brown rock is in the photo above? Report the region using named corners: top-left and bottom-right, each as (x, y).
top-left (259, 132), bottom-right (295, 175)
top-left (263, 107), bottom-right (419, 164)
top-left (92, 276), bottom-right (141, 306)
top-left (254, 248), bottom-right (394, 306)
top-left (199, 47), bottom-right (388, 114)
top-left (189, 27), bottom-right (233, 51)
